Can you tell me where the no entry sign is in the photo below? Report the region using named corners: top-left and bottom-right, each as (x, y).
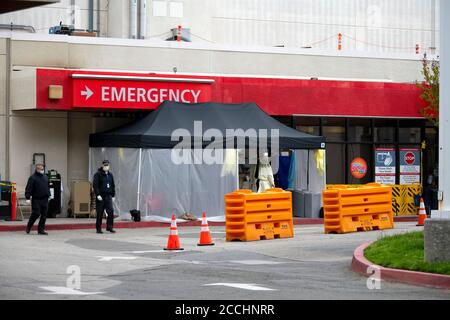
top-left (399, 148), bottom-right (420, 185)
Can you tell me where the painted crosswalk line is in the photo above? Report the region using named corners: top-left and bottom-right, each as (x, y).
top-left (97, 256), bottom-right (138, 262)
top-left (203, 283), bottom-right (276, 291)
top-left (130, 250), bottom-right (166, 254)
top-left (229, 260), bottom-right (283, 265)
top-left (40, 286), bottom-right (104, 295)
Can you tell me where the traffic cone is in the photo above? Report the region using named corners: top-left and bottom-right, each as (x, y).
top-left (417, 197), bottom-right (427, 226)
top-left (197, 212), bottom-right (215, 246)
top-left (164, 214), bottom-right (184, 250)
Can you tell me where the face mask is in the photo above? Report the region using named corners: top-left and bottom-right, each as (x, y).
top-left (103, 166), bottom-right (109, 172)
top-left (38, 170), bottom-right (45, 175)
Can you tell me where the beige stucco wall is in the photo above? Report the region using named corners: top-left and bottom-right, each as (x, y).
top-left (67, 113), bottom-right (133, 183)
top-left (9, 112), bottom-right (68, 193)
top-left (67, 113), bottom-right (91, 183)
top-left (11, 40), bottom-right (69, 68)
top-left (8, 37), bottom-right (425, 82)
top-left (0, 56), bottom-right (6, 116)
top-left (0, 38), bottom-right (6, 180)
top-left (10, 67), bottom-right (36, 110)
top-left (0, 116), bottom-right (6, 180)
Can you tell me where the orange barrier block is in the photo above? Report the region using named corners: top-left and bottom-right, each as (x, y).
top-left (225, 188), bottom-right (294, 242)
top-left (323, 183), bottom-right (394, 234)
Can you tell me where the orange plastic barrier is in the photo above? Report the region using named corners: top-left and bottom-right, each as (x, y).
top-left (323, 183), bottom-right (394, 234)
top-left (225, 188), bottom-right (294, 242)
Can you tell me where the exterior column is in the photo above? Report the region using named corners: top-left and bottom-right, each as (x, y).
top-left (425, 0), bottom-right (450, 263)
top-left (438, 0), bottom-right (450, 212)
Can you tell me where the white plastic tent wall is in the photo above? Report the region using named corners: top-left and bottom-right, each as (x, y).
top-left (89, 147), bottom-right (238, 222)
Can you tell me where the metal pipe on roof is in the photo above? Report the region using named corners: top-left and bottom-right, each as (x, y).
top-left (139, 0), bottom-right (147, 39)
top-left (88, 0), bottom-right (94, 32)
top-left (0, 23), bottom-right (35, 33)
top-left (130, 0), bottom-right (138, 39)
top-left (97, 0), bottom-right (101, 35)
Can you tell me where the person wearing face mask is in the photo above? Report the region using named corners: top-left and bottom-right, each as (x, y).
top-left (92, 160), bottom-right (116, 234)
top-left (25, 164), bottom-right (51, 235)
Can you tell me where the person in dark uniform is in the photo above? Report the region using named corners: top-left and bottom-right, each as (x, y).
top-left (93, 160), bottom-right (116, 234)
top-left (25, 163), bottom-right (51, 235)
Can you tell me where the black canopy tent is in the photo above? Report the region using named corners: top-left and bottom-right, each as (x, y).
top-left (89, 101), bottom-right (325, 149)
top-left (88, 101), bottom-right (325, 221)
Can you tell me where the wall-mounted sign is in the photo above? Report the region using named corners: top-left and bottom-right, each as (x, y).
top-left (350, 157), bottom-right (368, 179)
top-left (374, 148), bottom-right (396, 185)
top-left (72, 74), bottom-right (213, 109)
top-left (399, 148), bottom-right (420, 185)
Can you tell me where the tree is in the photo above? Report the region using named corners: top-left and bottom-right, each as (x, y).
top-left (417, 54), bottom-right (439, 126)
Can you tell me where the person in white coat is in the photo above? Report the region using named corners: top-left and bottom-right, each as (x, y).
top-left (257, 152), bottom-right (275, 193)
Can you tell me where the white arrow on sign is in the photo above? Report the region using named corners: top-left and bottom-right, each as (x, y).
top-left (81, 85), bottom-right (93, 100)
top-left (203, 283), bottom-right (276, 291)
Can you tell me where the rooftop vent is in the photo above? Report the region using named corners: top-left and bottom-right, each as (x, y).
top-left (166, 27), bottom-right (191, 42)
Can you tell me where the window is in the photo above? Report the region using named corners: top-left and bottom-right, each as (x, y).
top-left (322, 118), bottom-right (345, 142)
top-left (348, 118), bottom-right (372, 142)
top-left (169, 2), bottom-right (183, 17)
top-left (153, 1), bottom-right (167, 16)
top-left (326, 144), bottom-right (345, 184)
top-left (374, 119), bottom-right (396, 143)
top-left (399, 119), bottom-right (423, 143)
top-left (293, 116), bottom-right (430, 185)
top-left (294, 117), bottom-right (320, 136)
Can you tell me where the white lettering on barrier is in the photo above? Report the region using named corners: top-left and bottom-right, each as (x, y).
top-left (100, 86), bottom-right (201, 104)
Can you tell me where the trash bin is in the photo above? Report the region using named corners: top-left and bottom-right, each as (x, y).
top-left (0, 181), bottom-right (12, 220)
top-left (47, 170), bottom-right (61, 218)
top-left (291, 190), bottom-right (305, 217)
top-left (304, 191), bottom-right (322, 218)
top-left (130, 209), bottom-right (141, 222)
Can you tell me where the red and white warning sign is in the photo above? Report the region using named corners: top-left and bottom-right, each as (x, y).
top-left (399, 148), bottom-right (420, 185)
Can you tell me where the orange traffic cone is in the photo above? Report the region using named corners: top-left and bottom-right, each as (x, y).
top-left (198, 212), bottom-right (215, 246)
top-left (164, 214), bottom-right (184, 250)
top-left (417, 197), bottom-right (427, 226)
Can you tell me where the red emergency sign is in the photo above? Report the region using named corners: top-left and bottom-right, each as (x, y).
top-left (72, 74), bottom-right (213, 109)
top-left (35, 68), bottom-right (426, 117)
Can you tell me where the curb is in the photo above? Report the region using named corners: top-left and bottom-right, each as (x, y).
top-left (0, 220), bottom-right (221, 232)
top-left (351, 242), bottom-right (450, 290)
top-left (0, 216), bottom-right (418, 233)
top-left (0, 217), bottom-right (323, 232)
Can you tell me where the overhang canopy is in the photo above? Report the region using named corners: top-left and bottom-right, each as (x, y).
top-left (89, 101), bottom-right (325, 149)
top-left (0, 0), bottom-right (59, 14)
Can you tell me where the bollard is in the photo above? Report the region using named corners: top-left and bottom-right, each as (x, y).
top-left (11, 184), bottom-right (17, 221)
top-left (177, 25), bottom-right (182, 42)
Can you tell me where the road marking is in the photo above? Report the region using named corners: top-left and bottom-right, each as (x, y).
top-left (229, 260), bottom-right (283, 265)
top-left (131, 250), bottom-right (166, 254)
top-left (97, 256), bottom-right (138, 262)
top-left (40, 286), bottom-right (104, 295)
top-left (187, 260), bottom-right (284, 266)
top-left (203, 283), bottom-right (276, 291)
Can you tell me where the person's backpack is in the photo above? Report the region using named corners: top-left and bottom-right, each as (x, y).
top-left (130, 209), bottom-right (141, 222)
